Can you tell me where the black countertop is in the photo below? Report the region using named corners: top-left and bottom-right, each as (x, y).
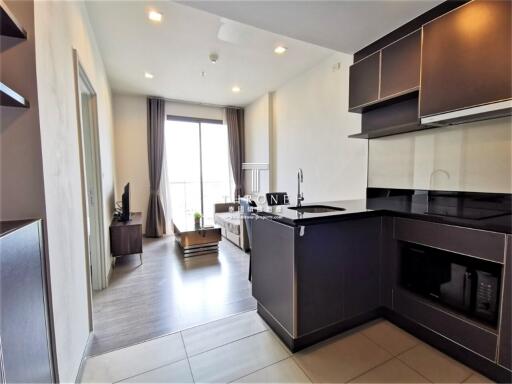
top-left (255, 193), bottom-right (512, 234)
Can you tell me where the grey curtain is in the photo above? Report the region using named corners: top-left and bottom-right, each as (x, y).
top-left (226, 107), bottom-right (245, 199)
top-left (145, 97), bottom-right (166, 237)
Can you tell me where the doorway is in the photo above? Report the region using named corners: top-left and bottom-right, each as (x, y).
top-left (73, 51), bottom-right (107, 330)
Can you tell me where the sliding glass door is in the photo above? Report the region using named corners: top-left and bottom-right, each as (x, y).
top-left (165, 117), bottom-right (233, 226)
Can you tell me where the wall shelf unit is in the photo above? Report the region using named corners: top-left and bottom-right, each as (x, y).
top-left (0, 82), bottom-right (29, 108)
top-left (0, 0), bottom-right (27, 39)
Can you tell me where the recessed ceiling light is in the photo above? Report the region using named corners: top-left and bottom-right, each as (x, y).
top-left (274, 46), bottom-right (287, 55)
top-left (144, 72), bottom-right (154, 79)
top-left (209, 53), bottom-right (219, 64)
top-left (148, 10), bottom-right (162, 22)
top-left (232, 86), bottom-right (241, 93)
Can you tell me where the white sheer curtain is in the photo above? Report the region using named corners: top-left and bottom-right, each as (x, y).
top-left (160, 141), bottom-right (173, 234)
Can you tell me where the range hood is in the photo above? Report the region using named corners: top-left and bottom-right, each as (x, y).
top-left (421, 100), bottom-right (512, 127)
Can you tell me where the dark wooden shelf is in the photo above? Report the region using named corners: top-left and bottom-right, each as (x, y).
top-left (0, 0), bottom-right (27, 39)
top-left (349, 121), bottom-right (427, 139)
top-left (348, 86), bottom-right (419, 113)
top-left (0, 82), bottom-right (29, 108)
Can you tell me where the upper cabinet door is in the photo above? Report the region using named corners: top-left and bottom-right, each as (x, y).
top-left (349, 51), bottom-right (380, 110)
top-left (380, 30), bottom-right (421, 99)
top-left (420, 0), bottom-right (512, 117)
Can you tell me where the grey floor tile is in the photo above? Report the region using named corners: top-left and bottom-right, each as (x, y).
top-left (189, 331), bottom-right (289, 383)
top-left (119, 359), bottom-right (193, 383)
top-left (398, 344), bottom-right (473, 383)
top-left (182, 310), bottom-right (267, 356)
top-left (293, 332), bottom-right (392, 383)
top-left (81, 332), bottom-right (186, 383)
top-left (235, 358), bottom-right (311, 383)
top-left (349, 358), bottom-right (429, 383)
top-left (361, 320), bottom-right (419, 355)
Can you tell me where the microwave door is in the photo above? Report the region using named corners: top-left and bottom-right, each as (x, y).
top-left (440, 264), bottom-right (472, 311)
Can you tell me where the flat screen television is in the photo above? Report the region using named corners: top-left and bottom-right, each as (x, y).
top-left (120, 182), bottom-right (130, 222)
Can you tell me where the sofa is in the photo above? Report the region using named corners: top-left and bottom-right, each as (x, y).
top-left (214, 203), bottom-right (249, 251)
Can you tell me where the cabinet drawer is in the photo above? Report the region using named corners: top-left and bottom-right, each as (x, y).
top-left (395, 288), bottom-right (498, 360)
top-left (393, 218), bottom-right (506, 263)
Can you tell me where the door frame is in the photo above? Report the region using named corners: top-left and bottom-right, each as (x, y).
top-left (72, 49), bottom-right (107, 330)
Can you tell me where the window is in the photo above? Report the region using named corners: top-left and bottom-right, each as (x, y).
top-left (165, 117), bottom-right (234, 226)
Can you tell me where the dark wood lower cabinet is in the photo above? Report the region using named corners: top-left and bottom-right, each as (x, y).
top-left (253, 215), bottom-right (511, 380)
top-left (252, 219), bottom-right (296, 336)
top-left (0, 220), bottom-right (54, 383)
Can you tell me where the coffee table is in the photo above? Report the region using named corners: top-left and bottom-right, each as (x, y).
top-left (172, 216), bottom-right (222, 257)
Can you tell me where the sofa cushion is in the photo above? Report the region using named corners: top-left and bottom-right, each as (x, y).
top-left (214, 211), bottom-right (241, 235)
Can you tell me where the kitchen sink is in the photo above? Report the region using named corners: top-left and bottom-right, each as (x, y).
top-left (288, 205), bottom-right (346, 214)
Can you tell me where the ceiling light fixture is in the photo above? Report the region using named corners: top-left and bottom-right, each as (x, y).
top-left (148, 10), bottom-right (162, 22)
top-left (209, 53), bottom-right (219, 64)
top-left (274, 46), bottom-right (288, 55)
top-left (232, 86), bottom-right (241, 93)
top-left (144, 72), bottom-right (154, 79)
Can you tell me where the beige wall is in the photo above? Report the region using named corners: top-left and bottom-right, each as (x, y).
top-left (113, 95), bottom-right (149, 229)
top-left (368, 117), bottom-right (512, 193)
top-left (34, 1), bottom-right (116, 381)
top-left (270, 52), bottom-right (367, 203)
top-left (112, 95), bottom-right (224, 230)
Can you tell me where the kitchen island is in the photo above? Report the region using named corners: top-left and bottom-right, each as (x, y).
top-left (251, 189), bottom-right (511, 382)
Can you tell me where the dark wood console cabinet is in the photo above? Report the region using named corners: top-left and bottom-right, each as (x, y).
top-left (420, 0), bottom-right (512, 117)
top-left (110, 212), bottom-right (143, 264)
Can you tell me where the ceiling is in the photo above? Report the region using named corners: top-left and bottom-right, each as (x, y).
top-left (85, 1), bottom-right (334, 106)
top-left (182, 1), bottom-right (444, 53)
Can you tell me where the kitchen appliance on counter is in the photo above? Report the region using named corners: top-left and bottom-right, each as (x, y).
top-left (400, 242), bottom-right (501, 326)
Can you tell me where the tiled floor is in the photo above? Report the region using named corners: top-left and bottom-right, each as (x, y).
top-left (89, 236), bottom-right (256, 355)
top-left (80, 311), bottom-right (494, 383)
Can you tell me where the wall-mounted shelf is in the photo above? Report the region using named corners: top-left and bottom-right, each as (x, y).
top-left (1, 82), bottom-right (29, 108)
top-left (0, 0), bottom-right (27, 39)
top-left (349, 122), bottom-right (428, 139)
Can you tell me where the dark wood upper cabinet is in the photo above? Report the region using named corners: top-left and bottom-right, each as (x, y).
top-left (348, 52), bottom-right (380, 111)
top-left (380, 30), bottom-right (421, 99)
top-left (420, 0), bottom-right (512, 117)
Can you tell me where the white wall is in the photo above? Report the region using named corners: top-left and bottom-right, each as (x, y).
top-left (112, 95), bottom-right (224, 230)
top-left (368, 117), bottom-right (512, 193)
top-left (33, 1), bottom-right (116, 381)
top-left (270, 52), bottom-right (367, 203)
top-left (244, 93), bottom-right (272, 196)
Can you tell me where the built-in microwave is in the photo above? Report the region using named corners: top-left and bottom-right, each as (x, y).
top-left (400, 243), bottom-right (501, 326)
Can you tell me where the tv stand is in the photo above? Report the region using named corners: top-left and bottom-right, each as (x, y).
top-left (110, 212), bottom-right (143, 266)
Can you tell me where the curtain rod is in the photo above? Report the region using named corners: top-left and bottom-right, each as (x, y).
top-left (149, 95), bottom-right (244, 110)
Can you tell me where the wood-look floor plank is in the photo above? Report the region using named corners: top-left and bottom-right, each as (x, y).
top-left (87, 236), bottom-right (256, 356)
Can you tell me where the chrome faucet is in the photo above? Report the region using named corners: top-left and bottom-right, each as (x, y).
top-left (297, 168), bottom-right (304, 207)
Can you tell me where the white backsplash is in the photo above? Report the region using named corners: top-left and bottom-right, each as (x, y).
top-left (368, 117), bottom-right (512, 193)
